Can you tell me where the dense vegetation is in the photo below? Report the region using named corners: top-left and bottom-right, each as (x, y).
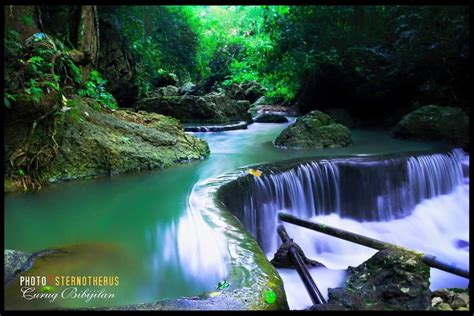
top-left (3, 5), bottom-right (470, 191)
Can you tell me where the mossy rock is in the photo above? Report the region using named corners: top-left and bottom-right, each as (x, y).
top-left (327, 247), bottom-right (431, 310)
top-left (254, 114), bottom-right (288, 123)
top-left (39, 97), bottom-right (210, 185)
top-left (392, 105), bottom-right (469, 149)
top-left (274, 110), bottom-right (352, 149)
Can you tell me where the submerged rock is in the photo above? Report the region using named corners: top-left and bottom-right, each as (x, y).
top-left (274, 110), bottom-right (352, 149)
top-left (254, 114), bottom-right (289, 123)
top-left (392, 105), bottom-right (469, 149)
top-left (326, 247), bottom-right (431, 310)
top-left (45, 98), bottom-right (210, 183)
top-left (135, 94), bottom-right (251, 124)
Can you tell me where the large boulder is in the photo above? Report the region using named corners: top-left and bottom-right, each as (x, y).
top-left (135, 94), bottom-right (252, 124)
top-left (327, 248), bottom-right (432, 310)
top-left (274, 110), bottom-right (352, 149)
top-left (254, 113), bottom-right (289, 123)
top-left (392, 105), bottom-right (469, 149)
top-left (44, 97), bottom-right (210, 184)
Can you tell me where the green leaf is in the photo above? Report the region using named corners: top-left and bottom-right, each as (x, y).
top-left (4, 96), bottom-right (12, 109)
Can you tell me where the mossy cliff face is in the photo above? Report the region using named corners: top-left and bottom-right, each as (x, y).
top-left (46, 98), bottom-right (209, 183)
top-left (392, 105), bottom-right (469, 150)
top-left (274, 110), bottom-right (352, 149)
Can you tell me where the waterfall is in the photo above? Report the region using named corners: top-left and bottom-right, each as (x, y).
top-left (240, 148), bottom-right (466, 252)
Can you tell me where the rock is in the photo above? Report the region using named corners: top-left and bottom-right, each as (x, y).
top-left (274, 110), bottom-right (352, 149)
top-left (431, 297), bottom-right (443, 307)
top-left (254, 114), bottom-right (289, 123)
top-left (434, 303), bottom-right (453, 311)
top-left (456, 307), bottom-right (469, 311)
top-left (152, 85), bottom-right (179, 97)
top-left (432, 288), bottom-right (455, 302)
top-left (270, 240), bottom-right (325, 269)
top-left (4, 249), bottom-right (32, 286)
top-left (392, 105), bottom-right (469, 149)
top-left (135, 94), bottom-right (252, 124)
top-left (45, 97), bottom-right (210, 183)
top-left (226, 81), bottom-right (265, 103)
top-left (180, 82), bottom-right (197, 95)
top-left (152, 70), bottom-right (178, 88)
top-left (327, 247), bottom-right (432, 310)
top-left (4, 249), bottom-right (60, 286)
top-left (450, 293), bottom-right (469, 309)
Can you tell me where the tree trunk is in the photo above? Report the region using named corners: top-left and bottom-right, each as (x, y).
top-left (77, 5), bottom-right (99, 79)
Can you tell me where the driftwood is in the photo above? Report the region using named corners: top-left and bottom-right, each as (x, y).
top-left (278, 212), bottom-right (469, 279)
top-left (277, 224), bottom-right (327, 305)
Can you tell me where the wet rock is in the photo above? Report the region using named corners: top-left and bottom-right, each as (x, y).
top-left (4, 249), bottom-right (61, 286)
top-left (431, 297), bottom-right (443, 307)
top-left (254, 114), bottom-right (289, 123)
top-left (275, 110), bottom-right (352, 149)
top-left (226, 81), bottom-right (266, 103)
top-left (327, 247), bottom-right (431, 310)
top-left (4, 250), bottom-right (31, 286)
top-left (180, 82), bottom-right (197, 95)
top-left (135, 94), bottom-right (252, 124)
top-left (392, 105), bottom-right (469, 149)
top-left (435, 303), bottom-right (453, 311)
top-left (270, 240), bottom-right (325, 269)
top-left (45, 97), bottom-right (210, 183)
top-left (152, 85), bottom-right (179, 97)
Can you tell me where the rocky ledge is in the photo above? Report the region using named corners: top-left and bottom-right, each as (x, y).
top-left (135, 92), bottom-right (252, 124)
top-left (5, 97), bottom-right (210, 192)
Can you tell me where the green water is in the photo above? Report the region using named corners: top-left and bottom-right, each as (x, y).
top-left (4, 121), bottom-right (445, 309)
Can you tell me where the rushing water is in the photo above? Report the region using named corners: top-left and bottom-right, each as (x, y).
top-left (4, 119), bottom-right (460, 309)
top-left (236, 148), bottom-right (469, 310)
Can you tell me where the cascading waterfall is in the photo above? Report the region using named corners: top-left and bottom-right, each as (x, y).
top-left (231, 147), bottom-right (469, 309)
top-left (241, 148), bottom-right (466, 254)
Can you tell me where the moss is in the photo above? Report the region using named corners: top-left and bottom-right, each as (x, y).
top-left (275, 110), bottom-right (352, 149)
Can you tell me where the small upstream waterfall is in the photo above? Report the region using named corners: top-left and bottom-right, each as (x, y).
top-left (242, 149), bottom-right (466, 253)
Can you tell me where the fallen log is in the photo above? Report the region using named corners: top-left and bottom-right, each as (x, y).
top-left (277, 224), bottom-right (327, 305)
top-left (278, 212), bottom-right (469, 279)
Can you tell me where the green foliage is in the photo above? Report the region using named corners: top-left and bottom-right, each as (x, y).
top-left (78, 70), bottom-right (117, 109)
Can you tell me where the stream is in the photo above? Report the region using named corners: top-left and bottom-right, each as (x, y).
top-left (4, 119), bottom-right (468, 310)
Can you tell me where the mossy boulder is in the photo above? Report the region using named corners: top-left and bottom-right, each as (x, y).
top-left (326, 248), bottom-right (431, 310)
top-left (135, 93), bottom-right (251, 124)
top-left (274, 110), bottom-right (352, 149)
top-left (392, 105), bottom-right (469, 149)
top-left (43, 98), bottom-right (210, 184)
top-left (254, 113), bottom-right (289, 123)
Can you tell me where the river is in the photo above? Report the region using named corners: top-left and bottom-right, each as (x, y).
top-left (4, 120), bottom-right (467, 309)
